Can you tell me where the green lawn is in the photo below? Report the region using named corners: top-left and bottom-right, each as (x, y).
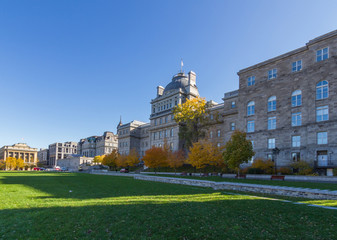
top-left (0, 172), bottom-right (337, 239)
top-left (146, 174), bottom-right (337, 191)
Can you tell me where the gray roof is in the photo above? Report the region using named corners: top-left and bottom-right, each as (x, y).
top-left (163, 72), bottom-right (189, 94)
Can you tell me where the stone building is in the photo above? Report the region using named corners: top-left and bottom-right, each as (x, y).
top-left (37, 148), bottom-right (49, 165)
top-left (233, 30), bottom-right (337, 175)
top-left (48, 141), bottom-right (78, 166)
top-left (77, 131), bottom-right (118, 157)
top-left (0, 143), bottom-right (38, 164)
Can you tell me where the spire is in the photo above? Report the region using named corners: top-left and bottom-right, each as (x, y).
top-left (117, 116), bottom-right (123, 129)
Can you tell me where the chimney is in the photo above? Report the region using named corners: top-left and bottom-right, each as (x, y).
top-left (188, 71), bottom-right (196, 86)
top-left (157, 86), bottom-right (164, 97)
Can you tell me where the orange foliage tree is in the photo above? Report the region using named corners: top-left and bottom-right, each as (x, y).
top-left (142, 146), bottom-right (169, 173)
top-left (167, 150), bottom-right (185, 175)
top-left (102, 150), bottom-right (118, 170)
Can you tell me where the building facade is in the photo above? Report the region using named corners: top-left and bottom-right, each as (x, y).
top-left (0, 143), bottom-right (38, 164)
top-left (37, 148), bottom-right (49, 165)
top-left (48, 141), bottom-right (78, 166)
top-left (77, 131), bottom-right (118, 157)
top-left (232, 30), bottom-right (337, 175)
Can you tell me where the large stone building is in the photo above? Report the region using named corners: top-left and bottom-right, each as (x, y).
top-left (233, 30), bottom-right (337, 175)
top-left (0, 143), bottom-right (38, 164)
top-left (37, 148), bottom-right (49, 165)
top-left (117, 71), bottom-right (223, 157)
top-left (77, 131), bottom-right (118, 157)
top-left (117, 30), bottom-right (337, 175)
top-left (48, 141), bottom-right (78, 166)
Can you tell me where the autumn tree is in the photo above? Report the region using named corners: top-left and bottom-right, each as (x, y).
top-left (116, 154), bottom-right (128, 168)
top-left (126, 149), bottom-right (140, 167)
top-left (173, 97), bottom-right (210, 148)
top-left (0, 159), bottom-right (5, 170)
top-left (167, 150), bottom-right (185, 175)
top-left (187, 140), bottom-right (224, 173)
top-left (17, 158), bottom-right (25, 170)
top-left (5, 157), bottom-right (17, 170)
top-left (102, 150), bottom-right (118, 170)
top-left (223, 130), bottom-right (255, 175)
top-left (93, 155), bottom-right (105, 165)
top-left (142, 146), bottom-right (168, 173)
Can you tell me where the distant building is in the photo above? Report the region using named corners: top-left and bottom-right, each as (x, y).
top-left (0, 143), bottom-right (38, 164)
top-left (57, 156), bottom-right (93, 172)
top-left (48, 142), bottom-right (78, 166)
top-left (37, 148), bottom-right (49, 165)
top-left (77, 131), bottom-right (118, 157)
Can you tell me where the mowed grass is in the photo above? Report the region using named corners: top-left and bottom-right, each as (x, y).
top-left (0, 172), bottom-right (336, 240)
top-left (147, 174), bottom-right (337, 191)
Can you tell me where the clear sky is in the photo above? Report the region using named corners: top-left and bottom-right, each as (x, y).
top-left (1, 0), bottom-right (337, 149)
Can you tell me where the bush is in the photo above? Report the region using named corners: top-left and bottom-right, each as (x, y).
top-left (251, 159), bottom-right (275, 174)
top-left (278, 167), bottom-right (292, 175)
top-left (246, 167), bottom-right (264, 174)
top-left (333, 168), bottom-right (337, 176)
top-left (290, 160), bottom-right (313, 175)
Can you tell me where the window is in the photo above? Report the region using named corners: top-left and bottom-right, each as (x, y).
top-left (292, 136), bottom-right (301, 147)
top-left (316, 106), bottom-right (329, 122)
top-left (291, 90), bottom-right (302, 107)
top-left (292, 112), bottom-right (302, 126)
top-left (316, 47), bottom-right (328, 62)
top-left (247, 76), bottom-right (255, 86)
top-left (165, 116), bottom-right (168, 123)
top-left (316, 81), bottom-right (328, 100)
top-left (317, 132), bottom-right (328, 145)
top-left (292, 152), bottom-right (300, 162)
top-left (268, 117), bottom-right (276, 130)
top-left (217, 130), bottom-right (221, 137)
top-left (165, 130), bottom-right (168, 138)
top-left (159, 118), bottom-right (162, 124)
top-left (170, 128), bottom-right (173, 137)
top-left (210, 131), bottom-right (213, 139)
top-left (292, 60), bottom-right (302, 72)
top-left (170, 142), bottom-right (173, 150)
top-left (268, 96), bottom-right (276, 112)
top-left (210, 114), bottom-right (214, 120)
top-left (154, 119), bottom-right (157, 126)
top-left (230, 122), bottom-right (236, 131)
top-left (268, 138), bottom-right (275, 149)
top-left (231, 101), bottom-right (236, 108)
top-left (247, 120), bottom-right (255, 133)
top-left (268, 69), bottom-right (277, 79)
top-left (247, 101), bottom-right (255, 116)
top-left (251, 141), bottom-right (254, 149)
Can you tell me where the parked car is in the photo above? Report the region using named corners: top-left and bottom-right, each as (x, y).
top-left (33, 167), bottom-right (42, 171)
top-left (120, 168), bottom-right (129, 173)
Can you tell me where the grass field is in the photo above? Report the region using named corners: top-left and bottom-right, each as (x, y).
top-left (146, 174), bottom-right (337, 191)
top-left (0, 172), bottom-right (337, 239)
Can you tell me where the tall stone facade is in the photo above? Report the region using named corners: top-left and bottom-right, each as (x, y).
top-left (77, 131), bottom-right (118, 158)
top-left (48, 141), bottom-right (78, 166)
top-left (0, 143), bottom-right (38, 164)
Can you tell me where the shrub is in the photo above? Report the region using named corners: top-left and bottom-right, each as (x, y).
top-left (247, 167), bottom-right (264, 174)
top-left (290, 160), bottom-right (313, 175)
top-left (333, 168), bottom-right (337, 176)
top-left (251, 159), bottom-right (275, 174)
top-left (278, 167), bottom-right (292, 175)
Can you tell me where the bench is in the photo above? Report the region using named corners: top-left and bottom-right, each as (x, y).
top-left (201, 173), bottom-right (209, 177)
top-left (211, 172), bottom-right (218, 176)
top-left (235, 174), bottom-right (246, 179)
top-left (271, 175), bottom-right (285, 181)
top-left (181, 172), bottom-right (187, 176)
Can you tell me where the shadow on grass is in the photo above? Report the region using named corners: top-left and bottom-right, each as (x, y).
top-left (1, 198), bottom-right (337, 240)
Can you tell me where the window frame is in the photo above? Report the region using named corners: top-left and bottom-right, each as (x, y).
top-left (292, 60), bottom-right (302, 72)
top-left (316, 105), bottom-right (329, 122)
top-left (268, 69), bottom-right (277, 80)
top-left (247, 101), bottom-right (255, 116)
top-left (292, 136), bottom-right (301, 148)
top-left (317, 132), bottom-right (328, 145)
top-left (291, 90), bottom-right (302, 107)
top-left (247, 76), bottom-right (255, 86)
top-left (316, 80), bottom-right (329, 100)
top-left (247, 120), bottom-right (255, 133)
top-left (268, 116), bottom-right (276, 130)
top-left (316, 47), bottom-right (329, 62)
top-left (268, 96), bottom-right (277, 112)
top-left (291, 112), bottom-right (302, 127)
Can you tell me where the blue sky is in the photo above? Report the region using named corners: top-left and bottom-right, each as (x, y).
top-left (1, 0), bottom-right (337, 149)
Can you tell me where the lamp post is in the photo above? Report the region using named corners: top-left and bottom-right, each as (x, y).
top-left (272, 147), bottom-right (280, 174)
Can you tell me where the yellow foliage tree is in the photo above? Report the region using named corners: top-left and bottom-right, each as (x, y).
top-left (116, 154), bottom-right (128, 168)
top-left (6, 157), bottom-right (17, 170)
top-left (93, 155), bottom-right (105, 165)
top-left (102, 150), bottom-right (118, 170)
top-left (173, 97), bottom-right (209, 148)
top-left (126, 149), bottom-right (140, 167)
top-left (142, 146), bottom-right (168, 173)
top-left (0, 159), bottom-right (5, 170)
top-left (17, 158), bottom-right (25, 170)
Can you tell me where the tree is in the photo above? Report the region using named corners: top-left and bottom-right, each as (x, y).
top-left (142, 146), bottom-right (168, 173)
top-left (5, 157), bottom-right (17, 170)
top-left (0, 159), bottom-right (5, 170)
top-left (187, 140), bottom-right (223, 173)
top-left (223, 130), bottom-right (255, 175)
top-left (116, 154), bottom-right (128, 168)
top-left (126, 149), bottom-right (140, 167)
top-left (167, 150), bottom-right (185, 175)
top-left (102, 150), bottom-right (118, 170)
top-left (173, 97), bottom-right (209, 148)
top-left (93, 155), bottom-right (105, 165)
top-left (17, 158), bottom-right (25, 170)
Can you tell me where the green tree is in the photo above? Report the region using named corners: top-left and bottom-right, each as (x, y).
top-left (173, 97), bottom-right (210, 148)
top-left (223, 130), bottom-right (255, 175)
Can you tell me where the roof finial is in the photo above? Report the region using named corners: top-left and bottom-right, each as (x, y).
top-left (180, 58), bottom-right (184, 73)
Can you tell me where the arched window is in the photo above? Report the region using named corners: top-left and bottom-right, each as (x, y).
top-left (292, 90), bottom-right (302, 107)
top-left (247, 101), bottom-right (255, 116)
top-left (316, 81), bottom-right (328, 100)
top-left (268, 96), bottom-right (276, 112)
